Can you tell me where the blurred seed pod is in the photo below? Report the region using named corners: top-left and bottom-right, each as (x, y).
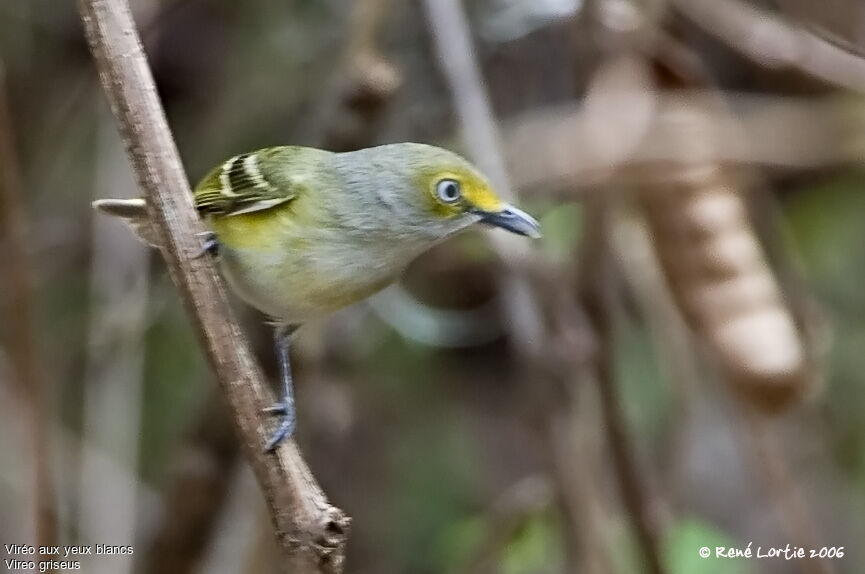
top-left (637, 99), bottom-right (812, 410)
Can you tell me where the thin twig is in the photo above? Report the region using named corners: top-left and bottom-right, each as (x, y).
top-left (610, 211), bottom-right (701, 419)
top-left (740, 410), bottom-right (835, 574)
top-left (421, 0), bottom-right (543, 360)
top-left (579, 201), bottom-right (667, 574)
top-left (0, 61), bottom-right (59, 563)
top-left (672, 0), bottom-right (865, 91)
top-left (423, 3), bottom-right (646, 573)
top-left (76, 1), bottom-right (349, 571)
top-left (543, 385), bottom-right (618, 574)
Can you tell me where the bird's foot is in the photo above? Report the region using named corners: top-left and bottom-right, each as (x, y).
top-left (263, 401), bottom-right (295, 452)
top-left (193, 231), bottom-right (220, 259)
top-left (263, 403), bottom-right (288, 415)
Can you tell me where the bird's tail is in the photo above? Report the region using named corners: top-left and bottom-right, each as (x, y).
top-left (92, 198), bottom-right (162, 248)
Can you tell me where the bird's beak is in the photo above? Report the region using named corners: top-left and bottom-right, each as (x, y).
top-left (476, 204), bottom-right (542, 239)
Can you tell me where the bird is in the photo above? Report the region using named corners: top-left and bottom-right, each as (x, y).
top-left (94, 142), bottom-right (541, 451)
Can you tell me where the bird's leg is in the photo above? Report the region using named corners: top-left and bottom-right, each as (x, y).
top-left (193, 231), bottom-right (220, 259)
top-left (263, 324), bottom-right (298, 451)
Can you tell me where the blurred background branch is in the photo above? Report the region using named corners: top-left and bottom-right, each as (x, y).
top-left (0, 60), bottom-right (58, 564)
top-left (425, 2), bottom-right (665, 573)
top-left (672, 0), bottom-right (865, 91)
top-left (140, 395), bottom-right (239, 574)
top-left (77, 113), bottom-right (150, 574)
top-left (579, 199), bottom-right (667, 574)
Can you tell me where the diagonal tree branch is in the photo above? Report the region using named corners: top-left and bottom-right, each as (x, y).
top-left (76, 1), bottom-right (349, 572)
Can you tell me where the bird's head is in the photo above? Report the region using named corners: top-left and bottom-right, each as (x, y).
top-left (335, 143), bottom-right (541, 241)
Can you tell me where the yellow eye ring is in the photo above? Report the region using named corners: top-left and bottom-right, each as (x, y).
top-left (435, 178), bottom-right (462, 203)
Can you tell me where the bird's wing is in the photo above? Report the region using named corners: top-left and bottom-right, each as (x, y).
top-left (193, 148), bottom-right (300, 216)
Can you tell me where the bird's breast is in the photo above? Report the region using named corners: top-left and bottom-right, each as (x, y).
top-left (214, 219), bottom-right (423, 323)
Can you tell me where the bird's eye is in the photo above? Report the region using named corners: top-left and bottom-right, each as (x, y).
top-left (436, 179), bottom-right (462, 203)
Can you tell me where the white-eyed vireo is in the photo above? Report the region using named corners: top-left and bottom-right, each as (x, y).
top-left (94, 143), bottom-right (540, 450)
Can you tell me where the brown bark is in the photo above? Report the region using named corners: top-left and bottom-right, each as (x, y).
top-left (77, 1), bottom-right (349, 571)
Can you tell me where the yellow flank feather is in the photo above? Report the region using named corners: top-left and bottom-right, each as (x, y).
top-left (207, 205), bottom-right (297, 250)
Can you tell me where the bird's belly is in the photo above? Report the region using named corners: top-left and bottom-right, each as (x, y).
top-left (219, 241), bottom-right (401, 324)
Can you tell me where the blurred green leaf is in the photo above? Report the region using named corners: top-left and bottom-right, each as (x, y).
top-left (786, 172), bottom-right (865, 309)
top-left (500, 513), bottom-right (562, 574)
top-left (439, 515), bottom-right (488, 571)
top-left (390, 421), bottom-right (480, 573)
top-left (786, 173), bottom-right (865, 486)
top-left (139, 287), bottom-right (206, 482)
top-left (616, 322), bottom-right (670, 443)
top-left (440, 509), bottom-right (562, 574)
top-left (664, 517), bottom-right (752, 574)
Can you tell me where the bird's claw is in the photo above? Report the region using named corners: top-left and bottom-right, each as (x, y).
top-left (265, 325), bottom-right (298, 452)
top-left (263, 403), bottom-right (287, 415)
top-left (263, 401), bottom-right (295, 452)
top-left (193, 231), bottom-right (219, 259)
